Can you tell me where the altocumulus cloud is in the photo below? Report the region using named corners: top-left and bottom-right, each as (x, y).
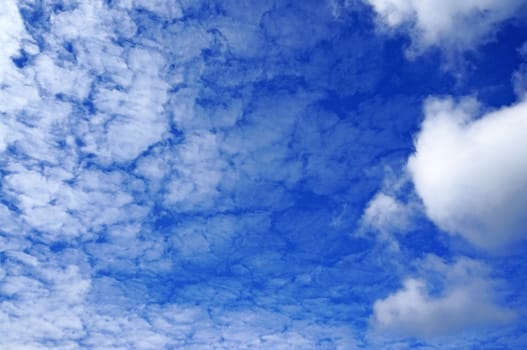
top-left (0, 0), bottom-right (375, 348)
top-left (1, 0), bottom-right (527, 349)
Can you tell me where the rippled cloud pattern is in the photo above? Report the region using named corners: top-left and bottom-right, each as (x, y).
top-left (1, 1), bottom-right (527, 349)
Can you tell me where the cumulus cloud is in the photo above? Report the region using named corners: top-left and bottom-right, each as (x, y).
top-left (359, 192), bottom-right (416, 247)
top-left (366, 0), bottom-right (524, 53)
top-left (407, 97), bottom-right (527, 250)
top-left (371, 255), bottom-right (514, 338)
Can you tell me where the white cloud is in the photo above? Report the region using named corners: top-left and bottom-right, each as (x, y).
top-left (165, 130), bottom-right (226, 210)
top-left (32, 54), bottom-right (91, 99)
top-left (371, 256), bottom-right (514, 338)
top-left (0, 1), bottom-right (368, 349)
top-left (358, 192), bottom-right (418, 251)
top-left (513, 43), bottom-right (527, 99)
top-left (0, 0), bottom-right (27, 74)
top-left (366, 0), bottom-right (524, 53)
top-left (132, 0), bottom-right (183, 18)
top-left (0, 255), bottom-right (90, 348)
top-left (407, 97), bottom-right (527, 250)
top-left (361, 192), bottom-right (415, 235)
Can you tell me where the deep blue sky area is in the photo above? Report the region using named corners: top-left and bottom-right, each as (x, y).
top-left (1, 1), bottom-right (527, 349)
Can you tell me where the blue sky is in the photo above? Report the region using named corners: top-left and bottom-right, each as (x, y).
top-left (1, 0), bottom-right (527, 349)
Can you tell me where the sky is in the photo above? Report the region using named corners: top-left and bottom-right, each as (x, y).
top-left (0, 0), bottom-right (527, 349)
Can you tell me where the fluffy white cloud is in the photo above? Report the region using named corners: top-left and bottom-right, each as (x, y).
top-left (371, 256), bottom-right (514, 338)
top-left (359, 192), bottom-right (417, 250)
top-left (361, 193), bottom-right (415, 234)
top-left (0, 0), bottom-right (27, 73)
top-left (366, 0), bottom-right (524, 52)
top-left (408, 97), bottom-right (527, 250)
